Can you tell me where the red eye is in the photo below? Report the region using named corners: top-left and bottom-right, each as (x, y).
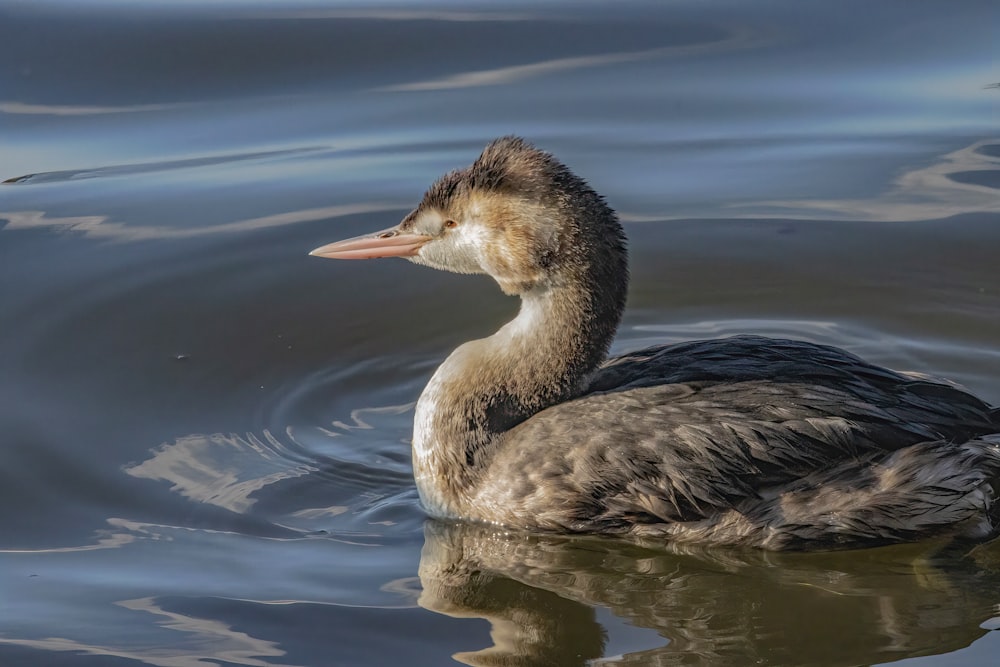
top-left (443, 220), bottom-right (458, 229)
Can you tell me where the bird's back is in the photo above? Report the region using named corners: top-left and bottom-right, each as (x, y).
top-left (475, 336), bottom-right (1000, 549)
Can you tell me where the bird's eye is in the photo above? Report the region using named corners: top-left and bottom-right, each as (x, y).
top-left (443, 220), bottom-right (458, 230)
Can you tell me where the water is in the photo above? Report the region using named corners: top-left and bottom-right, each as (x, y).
top-left (1, 1), bottom-right (998, 664)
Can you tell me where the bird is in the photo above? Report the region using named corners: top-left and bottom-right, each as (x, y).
top-left (309, 136), bottom-right (1000, 550)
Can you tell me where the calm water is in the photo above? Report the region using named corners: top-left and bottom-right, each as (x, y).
top-left (2, 1), bottom-right (999, 665)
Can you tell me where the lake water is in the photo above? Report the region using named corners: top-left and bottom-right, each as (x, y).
top-left (2, 1), bottom-right (999, 665)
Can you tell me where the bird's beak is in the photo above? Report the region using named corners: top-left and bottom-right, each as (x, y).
top-left (308, 225), bottom-right (432, 260)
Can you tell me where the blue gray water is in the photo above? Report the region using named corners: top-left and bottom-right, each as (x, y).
top-left (2, 1), bottom-right (999, 665)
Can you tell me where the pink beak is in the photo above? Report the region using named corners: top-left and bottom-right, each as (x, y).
top-left (309, 226), bottom-right (432, 260)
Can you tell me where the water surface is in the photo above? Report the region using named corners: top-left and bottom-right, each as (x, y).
top-left (2, 1), bottom-right (999, 665)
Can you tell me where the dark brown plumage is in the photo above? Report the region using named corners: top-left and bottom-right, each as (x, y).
top-left (310, 137), bottom-right (1000, 550)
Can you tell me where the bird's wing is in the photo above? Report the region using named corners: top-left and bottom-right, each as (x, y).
top-left (490, 338), bottom-right (997, 530)
top-left (587, 336), bottom-right (996, 441)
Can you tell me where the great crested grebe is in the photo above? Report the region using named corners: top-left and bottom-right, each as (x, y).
top-left (310, 136), bottom-right (1000, 550)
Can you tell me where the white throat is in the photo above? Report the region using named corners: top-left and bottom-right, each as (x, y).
top-left (411, 286), bottom-right (554, 517)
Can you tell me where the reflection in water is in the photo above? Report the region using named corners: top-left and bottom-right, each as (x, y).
top-left (252, 8), bottom-right (536, 22)
top-left (122, 400), bottom-right (417, 534)
top-left (0, 596), bottom-right (301, 667)
top-left (0, 518), bottom-right (147, 554)
top-left (375, 27), bottom-right (763, 92)
top-left (5, 139), bottom-right (995, 248)
top-left (744, 140), bottom-right (1000, 221)
top-left (125, 431), bottom-right (317, 514)
top-left (0, 203), bottom-right (394, 242)
top-left (0, 100), bottom-right (185, 116)
top-left (418, 521), bottom-right (1000, 666)
top-left (2, 146), bottom-right (326, 184)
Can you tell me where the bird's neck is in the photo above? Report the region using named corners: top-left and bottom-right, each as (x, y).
top-left (412, 270), bottom-right (625, 517)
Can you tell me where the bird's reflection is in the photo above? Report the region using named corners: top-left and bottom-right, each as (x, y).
top-left (418, 521), bottom-right (1000, 666)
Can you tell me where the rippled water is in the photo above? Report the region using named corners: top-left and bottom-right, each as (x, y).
top-left (2, 1), bottom-right (999, 665)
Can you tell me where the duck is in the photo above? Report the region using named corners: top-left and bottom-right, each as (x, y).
top-left (310, 136), bottom-right (1000, 550)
